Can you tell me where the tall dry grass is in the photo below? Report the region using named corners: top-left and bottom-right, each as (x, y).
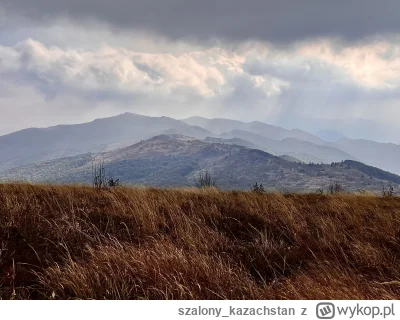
top-left (0, 183), bottom-right (400, 299)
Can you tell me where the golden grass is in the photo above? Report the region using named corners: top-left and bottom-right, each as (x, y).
top-left (1, 183), bottom-right (400, 299)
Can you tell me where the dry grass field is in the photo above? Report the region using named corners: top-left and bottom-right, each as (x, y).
top-left (1, 183), bottom-right (400, 299)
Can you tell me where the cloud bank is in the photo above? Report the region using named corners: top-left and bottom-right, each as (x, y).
top-left (1, 1), bottom-right (400, 142)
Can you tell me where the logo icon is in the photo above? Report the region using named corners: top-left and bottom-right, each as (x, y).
top-left (316, 303), bottom-right (335, 319)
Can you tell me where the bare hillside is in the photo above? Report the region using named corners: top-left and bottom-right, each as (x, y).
top-left (1, 184), bottom-right (400, 299)
top-left (1, 135), bottom-right (399, 193)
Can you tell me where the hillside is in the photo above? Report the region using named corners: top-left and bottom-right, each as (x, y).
top-left (219, 129), bottom-right (355, 163)
top-left (336, 138), bottom-right (400, 175)
top-left (344, 160), bottom-right (400, 184)
top-left (1, 184), bottom-right (400, 299)
top-left (204, 136), bottom-right (264, 150)
top-left (1, 135), bottom-right (399, 193)
top-left (185, 116), bottom-right (400, 173)
top-left (0, 113), bottom-right (213, 172)
top-left (2, 113), bottom-right (400, 180)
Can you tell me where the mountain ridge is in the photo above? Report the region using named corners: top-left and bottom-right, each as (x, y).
top-left (0, 113), bottom-right (214, 172)
top-left (2, 134), bottom-right (398, 193)
top-left (1, 112), bottom-right (400, 177)
top-left (183, 116), bottom-right (325, 144)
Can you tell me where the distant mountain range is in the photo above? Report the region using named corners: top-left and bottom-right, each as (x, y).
top-left (335, 138), bottom-right (400, 177)
top-left (0, 113), bottom-right (212, 172)
top-left (216, 129), bottom-right (354, 163)
top-left (1, 134), bottom-right (398, 192)
top-left (1, 112), bottom-right (400, 190)
top-left (183, 116), bottom-right (325, 144)
top-left (275, 116), bottom-right (400, 144)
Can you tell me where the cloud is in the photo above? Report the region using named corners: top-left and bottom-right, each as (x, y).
top-left (299, 40), bottom-right (400, 89)
top-left (2, 34), bottom-right (400, 141)
top-left (0, 38), bottom-right (287, 133)
top-left (1, 2), bottom-right (400, 143)
top-left (0, 39), bottom-right (230, 99)
top-left (0, 39), bottom-right (294, 103)
top-left (3, 0), bottom-right (400, 43)
top-left (244, 39), bottom-right (400, 90)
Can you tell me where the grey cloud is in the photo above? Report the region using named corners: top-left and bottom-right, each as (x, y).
top-left (3, 0), bottom-right (400, 43)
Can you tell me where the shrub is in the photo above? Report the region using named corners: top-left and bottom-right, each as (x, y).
top-left (328, 180), bottom-right (344, 194)
top-left (196, 170), bottom-right (215, 188)
top-left (251, 182), bottom-right (265, 193)
top-left (92, 160), bottom-right (120, 189)
top-left (108, 178), bottom-right (120, 188)
top-left (382, 184), bottom-right (395, 197)
top-left (92, 160), bottom-right (107, 189)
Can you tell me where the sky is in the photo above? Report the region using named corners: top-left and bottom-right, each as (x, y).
top-left (1, 1), bottom-right (400, 142)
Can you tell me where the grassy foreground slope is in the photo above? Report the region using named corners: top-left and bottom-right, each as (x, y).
top-left (1, 184), bottom-right (400, 299)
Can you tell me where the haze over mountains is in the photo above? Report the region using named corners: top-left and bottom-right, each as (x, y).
top-left (183, 116), bottom-right (325, 145)
top-left (277, 116), bottom-right (400, 144)
top-left (1, 112), bottom-right (400, 191)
